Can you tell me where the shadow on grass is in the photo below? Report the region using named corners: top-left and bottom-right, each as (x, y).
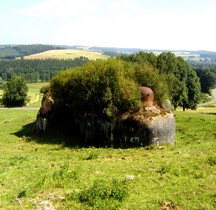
top-left (14, 121), bottom-right (159, 149)
top-left (13, 121), bottom-right (82, 147)
top-left (207, 112), bottom-right (216, 115)
top-left (201, 112), bottom-right (216, 116)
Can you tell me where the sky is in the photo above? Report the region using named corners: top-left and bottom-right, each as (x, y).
top-left (0, 0), bottom-right (216, 51)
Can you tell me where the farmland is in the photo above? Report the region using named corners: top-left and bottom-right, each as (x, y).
top-left (23, 49), bottom-right (109, 60)
top-left (0, 83), bottom-right (215, 209)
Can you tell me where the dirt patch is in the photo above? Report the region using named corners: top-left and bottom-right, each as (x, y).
top-left (160, 201), bottom-right (183, 210)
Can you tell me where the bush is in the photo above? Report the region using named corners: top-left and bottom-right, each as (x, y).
top-left (50, 59), bottom-right (169, 119)
top-left (2, 76), bottom-right (28, 107)
top-left (46, 58), bottom-right (170, 146)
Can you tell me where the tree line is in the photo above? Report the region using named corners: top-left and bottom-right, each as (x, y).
top-left (188, 61), bottom-right (216, 93)
top-left (0, 44), bottom-right (64, 59)
top-left (0, 57), bottom-right (89, 83)
top-left (119, 52), bottom-right (201, 110)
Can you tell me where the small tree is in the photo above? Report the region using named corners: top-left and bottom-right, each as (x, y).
top-left (2, 76), bottom-right (28, 107)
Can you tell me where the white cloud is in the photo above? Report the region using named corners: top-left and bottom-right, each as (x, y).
top-left (15, 0), bottom-right (216, 51)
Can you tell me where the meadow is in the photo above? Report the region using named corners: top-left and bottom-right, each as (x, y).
top-left (0, 83), bottom-right (215, 209)
top-left (23, 49), bottom-right (109, 60)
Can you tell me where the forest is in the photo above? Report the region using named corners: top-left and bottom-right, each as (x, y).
top-left (0, 57), bottom-right (89, 83)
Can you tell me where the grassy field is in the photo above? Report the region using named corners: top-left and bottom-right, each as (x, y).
top-left (23, 49), bottom-right (109, 60)
top-left (0, 85), bottom-right (215, 209)
top-left (26, 83), bottom-right (48, 108)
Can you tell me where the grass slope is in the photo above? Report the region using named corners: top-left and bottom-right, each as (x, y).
top-left (0, 85), bottom-right (215, 209)
top-left (23, 49), bottom-right (109, 60)
top-left (26, 83), bottom-right (48, 108)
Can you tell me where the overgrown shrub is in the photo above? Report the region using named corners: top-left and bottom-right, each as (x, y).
top-left (45, 58), bottom-right (170, 146)
top-left (50, 58), bottom-right (169, 119)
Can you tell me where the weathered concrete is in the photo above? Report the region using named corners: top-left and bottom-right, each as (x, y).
top-left (119, 106), bottom-right (175, 146)
top-left (34, 93), bottom-right (54, 133)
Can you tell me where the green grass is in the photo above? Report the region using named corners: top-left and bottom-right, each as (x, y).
top-left (0, 87), bottom-right (215, 209)
top-left (26, 82), bottom-right (48, 107)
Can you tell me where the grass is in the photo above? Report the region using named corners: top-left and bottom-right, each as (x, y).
top-left (0, 86), bottom-right (215, 209)
top-left (26, 82), bottom-right (48, 107)
top-left (23, 49), bottom-right (109, 60)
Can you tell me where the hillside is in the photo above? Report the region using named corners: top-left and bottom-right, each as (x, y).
top-left (23, 49), bottom-right (109, 60)
top-left (0, 104), bottom-right (215, 209)
top-left (0, 44), bottom-right (62, 59)
top-left (1, 44), bottom-right (216, 62)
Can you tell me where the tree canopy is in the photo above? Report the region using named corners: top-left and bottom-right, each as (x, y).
top-left (120, 52), bottom-right (201, 110)
top-left (195, 68), bottom-right (216, 93)
top-left (0, 57), bottom-right (89, 82)
top-left (2, 76), bottom-right (28, 107)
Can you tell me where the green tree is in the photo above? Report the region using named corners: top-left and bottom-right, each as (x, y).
top-left (120, 51), bottom-right (157, 67)
top-left (196, 68), bottom-right (216, 93)
top-left (120, 51), bottom-right (201, 110)
top-left (156, 53), bottom-right (201, 110)
top-left (2, 76), bottom-right (28, 107)
top-left (183, 69), bottom-right (201, 110)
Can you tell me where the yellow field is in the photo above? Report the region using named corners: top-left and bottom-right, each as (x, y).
top-left (176, 104), bottom-right (216, 114)
top-left (23, 49), bottom-right (109, 60)
top-left (194, 105), bottom-right (216, 113)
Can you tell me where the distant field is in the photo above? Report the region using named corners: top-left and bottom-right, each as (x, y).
top-left (23, 49), bottom-right (109, 60)
top-left (177, 103), bottom-right (216, 113)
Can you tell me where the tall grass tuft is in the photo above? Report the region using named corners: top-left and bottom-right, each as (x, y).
top-left (76, 179), bottom-right (129, 210)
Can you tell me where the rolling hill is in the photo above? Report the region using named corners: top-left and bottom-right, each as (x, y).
top-left (1, 44), bottom-right (216, 62)
top-left (23, 49), bottom-right (109, 60)
top-left (0, 44), bottom-right (62, 59)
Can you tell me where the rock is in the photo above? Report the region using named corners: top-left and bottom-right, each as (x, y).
top-left (118, 106), bottom-right (175, 146)
top-left (38, 200), bottom-right (55, 210)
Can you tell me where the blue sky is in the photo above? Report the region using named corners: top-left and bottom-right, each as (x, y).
top-left (0, 0), bottom-right (216, 51)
